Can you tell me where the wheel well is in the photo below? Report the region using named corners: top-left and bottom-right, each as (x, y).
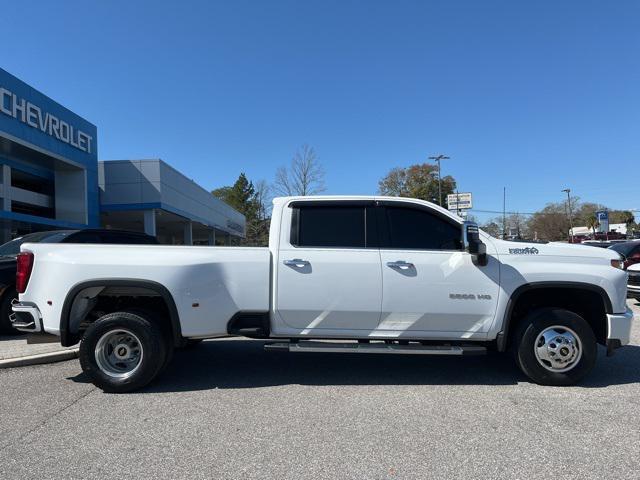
top-left (61, 281), bottom-right (182, 347)
top-left (505, 287), bottom-right (608, 349)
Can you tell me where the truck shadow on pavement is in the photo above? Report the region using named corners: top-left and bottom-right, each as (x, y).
top-left (69, 338), bottom-right (640, 392)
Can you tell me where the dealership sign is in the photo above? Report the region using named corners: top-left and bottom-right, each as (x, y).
top-left (0, 87), bottom-right (93, 154)
top-left (447, 192), bottom-right (473, 211)
top-left (596, 210), bottom-right (609, 233)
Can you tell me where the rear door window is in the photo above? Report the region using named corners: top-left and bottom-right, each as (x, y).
top-left (293, 206), bottom-right (366, 248)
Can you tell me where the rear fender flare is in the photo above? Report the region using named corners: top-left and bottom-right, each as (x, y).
top-left (60, 279), bottom-right (182, 347)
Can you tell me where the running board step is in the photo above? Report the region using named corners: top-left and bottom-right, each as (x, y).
top-left (264, 341), bottom-right (486, 356)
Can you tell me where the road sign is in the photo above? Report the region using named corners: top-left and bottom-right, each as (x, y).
top-left (447, 192), bottom-right (473, 211)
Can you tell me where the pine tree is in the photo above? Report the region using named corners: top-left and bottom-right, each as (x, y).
top-left (212, 173), bottom-right (269, 246)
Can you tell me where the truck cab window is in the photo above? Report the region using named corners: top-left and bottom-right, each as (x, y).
top-left (384, 206), bottom-right (462, 250)
top-left (295, 206), bottom-right (366, 248)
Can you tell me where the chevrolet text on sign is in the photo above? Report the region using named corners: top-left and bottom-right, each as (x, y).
top-left (0, 87), bottom-right (93, 154)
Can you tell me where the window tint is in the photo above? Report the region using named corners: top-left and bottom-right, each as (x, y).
top-left (100, 232), bottom-right (156, 244)
top-left (385, 206), bottom-right (462, 250)
top-left (0, 231), bottom-right (71, 256)
top-left (295, 206), bottom-right (366, 248)
top-left (609, 242), bottom-right (640, 257)
top-left (64, 231), bottom-right (158, 244)
top-left (66, 232), bottom-right (102, 244)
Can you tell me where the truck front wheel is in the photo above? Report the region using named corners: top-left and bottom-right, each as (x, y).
top-left (79, 311), bottom-right (168, 393)
top-left (515, 308), bottom-right (597, 386)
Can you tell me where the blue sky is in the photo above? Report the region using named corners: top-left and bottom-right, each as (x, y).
top-left (2, 0), bottom-right (638, 222)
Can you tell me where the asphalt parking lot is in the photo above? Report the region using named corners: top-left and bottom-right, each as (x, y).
top-left (1, 301), bottom-right (639, 480)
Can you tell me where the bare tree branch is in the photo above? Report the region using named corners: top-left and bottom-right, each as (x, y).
top-left (274, 144), bottom-right (325, 196)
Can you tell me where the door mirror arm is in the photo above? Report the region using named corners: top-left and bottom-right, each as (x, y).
top-left (462, 221), bottom-right (488, 266)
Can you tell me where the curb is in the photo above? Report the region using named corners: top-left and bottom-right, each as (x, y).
top-left (0, 348), bottom-right (79, 369)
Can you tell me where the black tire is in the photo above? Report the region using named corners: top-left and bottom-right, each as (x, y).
top-left (515, 308), bottom-right (597, 386)
top-left (79, 311), bottom-right (167, 393)
top-left (161, 341), bottom-right (175, 371)
top-left (0, 289), bottom-right (18, 335)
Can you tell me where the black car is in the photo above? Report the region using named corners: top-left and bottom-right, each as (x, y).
top-left (0, 229), bottom-right (158, 334)
top-left (608, 240), bottom-right (640, 270)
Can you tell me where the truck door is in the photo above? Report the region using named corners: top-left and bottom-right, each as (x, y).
top-left (275, 201), bottom-right (382, 332)
top-left (377, 202), bottom-right (500, 336)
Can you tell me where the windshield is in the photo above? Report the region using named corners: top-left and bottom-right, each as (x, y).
top-left (0, 231), bottom-right (71, 257)
top-left (609, 242), bottom-right (640, 257)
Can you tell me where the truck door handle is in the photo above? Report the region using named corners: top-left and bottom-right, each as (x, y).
top-left (283, 259), bottom-right (310, 267)
top-left (386, 260), bottom-right (414, 269)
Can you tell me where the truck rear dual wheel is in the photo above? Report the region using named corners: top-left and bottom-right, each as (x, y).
top-left (79, 311), bottom-right (169, 393)
top-left (515, 308), bottom-right (597, 386)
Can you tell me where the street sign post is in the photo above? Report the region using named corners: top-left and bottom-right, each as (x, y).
top-left (447, 192), bottom-right (473, 213)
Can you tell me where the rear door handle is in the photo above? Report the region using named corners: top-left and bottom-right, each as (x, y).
top-left (283, 258), bottom-right (310, 267)
top-left (386, 260), bottom-right (414, 269)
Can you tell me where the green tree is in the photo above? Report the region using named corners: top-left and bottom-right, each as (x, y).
top-left (573, 202), bottom-right (604, 227)
top-left (525, 199), bottom-right (637, 242)
top-left (586, 215), bottom-right (599, 235)
top-left (213, 173), bottom-right (257, 218)
top-left (526, 202), bottom-right (569, 241)
top-left (377, 163), bottom-right (456, 205)
top-left (609, 210), bottom-right (635, 225)
top-left (213, 173), bottom-right (269, 246)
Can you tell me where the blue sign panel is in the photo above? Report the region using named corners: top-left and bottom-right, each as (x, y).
top-left (0, 67), bottom-right (97, 169)
top-left (596, 210), bottom-right (609, 233)
top-left (0, 68), bottom-right (99, 227)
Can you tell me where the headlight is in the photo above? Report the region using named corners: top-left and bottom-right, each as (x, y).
top-left (611, 259), bottom-right (624, 269)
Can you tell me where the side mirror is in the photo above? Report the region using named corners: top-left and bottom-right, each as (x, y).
top-left (462, 221), bottom-right (488, 266)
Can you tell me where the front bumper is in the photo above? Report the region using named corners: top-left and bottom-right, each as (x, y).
top-left (627, 285), bottom-right (640, 299)
top-left (606, 307), bottom-right (634, 355)
top-left (10, 301), bottom-right (43, 333)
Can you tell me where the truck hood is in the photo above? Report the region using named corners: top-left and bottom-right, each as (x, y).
top-left (487, 237), bottom-right (621, 261)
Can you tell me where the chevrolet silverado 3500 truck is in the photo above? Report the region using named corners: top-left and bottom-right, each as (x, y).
top-left (12, 196), bottom-right (634, 392)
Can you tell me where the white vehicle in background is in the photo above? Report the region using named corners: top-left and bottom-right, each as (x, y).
top-left (11, 196), bottom-right (634, 392)
top-left (627, 264), bottom-right (640, 301)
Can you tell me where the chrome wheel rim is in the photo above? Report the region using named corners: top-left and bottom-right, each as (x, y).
top-left (534, 325), bottom-right (582, 373)
top-left (95, 329), bottom-right (143, 379)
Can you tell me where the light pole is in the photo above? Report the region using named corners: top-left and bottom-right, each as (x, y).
top-left (562, 188), bottom-right (573, 243)
top-left (503, 187), bottom-right (506, 240)
top-left (428, 154), bottom-right (450, 206)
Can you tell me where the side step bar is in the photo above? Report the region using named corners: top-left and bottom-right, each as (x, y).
top-left (264, 341), bottom-right (486, 356)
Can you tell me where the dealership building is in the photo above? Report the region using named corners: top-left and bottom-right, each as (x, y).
top-left (0, 68), bottom-right (244, 244)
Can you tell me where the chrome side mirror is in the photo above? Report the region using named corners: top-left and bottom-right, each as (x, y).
top-left (462, 221), bottom-right (488, 266)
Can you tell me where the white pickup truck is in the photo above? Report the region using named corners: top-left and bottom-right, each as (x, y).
top-left (12, 196), bottom-right (634, 392)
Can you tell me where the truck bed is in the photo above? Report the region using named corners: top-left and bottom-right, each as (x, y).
top-left (21, 243), bottom-right (271, 337)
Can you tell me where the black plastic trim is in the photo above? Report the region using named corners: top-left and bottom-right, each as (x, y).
top-left (59, 279), bottom-right (182, 347)
top-left (226, 311), bottom-right (270, 338)
top-left (290, 207), bottom-right (300, 246)
top-left (496, 281), bottom-right (613, 352)
top-left (606, 339), bottom-right (623, 357)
